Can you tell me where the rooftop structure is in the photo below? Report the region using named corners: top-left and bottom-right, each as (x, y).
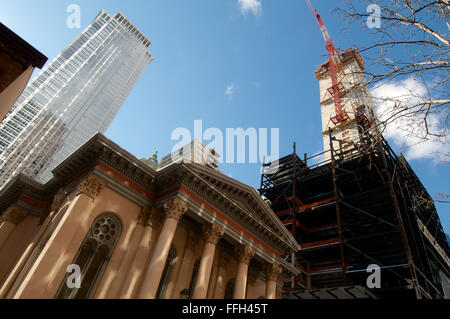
top-left (159, 140), bottom-right (220, 171)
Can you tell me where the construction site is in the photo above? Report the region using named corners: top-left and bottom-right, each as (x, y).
top-left (258, 1), bottom-right (450, 299)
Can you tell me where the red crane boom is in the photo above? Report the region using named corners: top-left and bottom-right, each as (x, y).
top-left (306, 0), bottom-right (349, 125)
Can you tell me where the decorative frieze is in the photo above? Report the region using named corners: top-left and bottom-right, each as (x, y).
top-left (2, 206), bottom-right (28, 225)
top-left (202, 223), bottom-right (224, 245)
top-left (182, 170), bottom-right (289, 255)
top-left (99, 149), bottom-right (155, 192)
top-left (77, 174), bottom-right (105, 200)
top-left (265, 263), bottom-right (282, 281)
top-left (163, 198), bottom-right (188, 222)
top-left (234, 245), bottom-right (255, 265)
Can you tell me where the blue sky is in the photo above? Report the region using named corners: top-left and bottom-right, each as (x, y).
top-left (0, 0), bottom-right (448, 234)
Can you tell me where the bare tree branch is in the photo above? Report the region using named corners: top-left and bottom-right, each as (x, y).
top-left (335, 0), bottom-right (449, 163)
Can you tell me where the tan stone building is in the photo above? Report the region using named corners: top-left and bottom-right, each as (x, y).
top-left (0, 133), bottom-right (299, 299)
top-left (0, 22), bottom-right (47, 121)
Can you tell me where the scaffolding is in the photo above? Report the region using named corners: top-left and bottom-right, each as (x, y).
top-left (260, 130), bottom-right (450, 299)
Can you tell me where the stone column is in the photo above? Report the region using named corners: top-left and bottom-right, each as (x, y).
top-left (138, 198), bottom-right (188, 299)
top-left (0, 191), bottom-right (65, 298)
top-left (206, 256), bottom-right (219, 298)
top-left (119, 208), bottom-right (163, 298)
top-left (265, 263), bottom-right (282, 299)
top-left (0, 206), bottom-right (28, 249)
top-left (233, 245), bottom-right (255, 299)
top-left (192, 223), bottom-right (224, 299)
top-left (213, 253), bottom-right (231, 298)
top-left (171, 230), bottom-right (201, 298)
top-left (13, 174), bottom-right (106, 299)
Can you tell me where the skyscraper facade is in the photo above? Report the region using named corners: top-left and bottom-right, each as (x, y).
top-left (0, 10), bottom-right (152, 188)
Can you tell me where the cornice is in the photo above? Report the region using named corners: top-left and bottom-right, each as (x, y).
top-left (0, 133), bottom-right (299, 276)
top-left (173, 191), bottom-right (299, 276)
top-left (0, 22), bottom-right (48, 69)
top-left (52, 133), bottom-right (157, 190)
top-left (0, 174), bottom-right (60, 216)
top-left (180, 175), bottom-right (287, 253)
top-left (180, 164), bottom-right (299, 254)
top-left (185, 163), bottom-right (300, 249)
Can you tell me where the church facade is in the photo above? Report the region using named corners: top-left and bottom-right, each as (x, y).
top-left (0, 133), bottom-right (299, 299)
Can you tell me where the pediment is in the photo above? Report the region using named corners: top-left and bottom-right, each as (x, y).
top-left (181, 163), bottom-right (299, 255)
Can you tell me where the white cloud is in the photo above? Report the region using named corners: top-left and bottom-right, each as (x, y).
top-left (225, 83), bottom-right (235, 99)
top-left (371, 77), bottom-right (449, 163)
top-left (238, 0), bottom-right (262, 16)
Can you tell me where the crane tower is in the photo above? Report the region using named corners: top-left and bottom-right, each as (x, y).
top-left (306, 0), bottom-right (378, 160)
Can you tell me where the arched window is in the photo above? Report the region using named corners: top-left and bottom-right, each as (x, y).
top-left (188, 258), bottom-right (201, 298)
top-left (156, 245), bottom-right (176, 299)
top-left (224, 278), bottom-right (235, 299)
top-left (56, 214), bottom-right (121, 299)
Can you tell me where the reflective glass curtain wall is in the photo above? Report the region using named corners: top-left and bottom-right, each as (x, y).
top-left (0, 10), bottom-right (152, 187)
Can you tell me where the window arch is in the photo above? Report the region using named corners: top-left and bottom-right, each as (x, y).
top-left (156, 245), bottom-right (176, 299)
top-left (188, 258), bottom-right (201, 298)
top-left (224, 278), bottom-right (235, 299)
top-left (56, 214), bottom-right (121, 299)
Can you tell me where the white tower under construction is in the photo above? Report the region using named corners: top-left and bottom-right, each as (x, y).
top-left (315, 48), bottom-right (378, 160)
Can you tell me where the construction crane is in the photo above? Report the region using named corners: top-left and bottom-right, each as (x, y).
top-left (306, 0), bottom-right (349, 125)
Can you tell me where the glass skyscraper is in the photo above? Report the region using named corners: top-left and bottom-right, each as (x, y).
top-left (0, 10), bottom-right (152, 188)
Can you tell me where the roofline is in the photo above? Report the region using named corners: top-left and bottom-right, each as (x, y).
top-left (51, 132), bottom-right (157, 179)
top-left (113, 11), bottom-right (152, 48)
top-left (0, 22), bottom-right (48, 68)
top-left (181, 162), bottom-right (301, 252)
top-left (2, 133), bottom-right (299, 254)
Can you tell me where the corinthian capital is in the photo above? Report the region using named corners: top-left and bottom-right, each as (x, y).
top-left (234, 245), bottom-right (255, 265)
top-left (163, 198), bottom-right (188, 222)
top-left (202, 223), bottom-right (224, 245)
top-left (77, 174), bottom-right (105, 200)
top-left (3, 206), bottom-right (28, 225)
top-left (150, 208), bottom-right (165, 228)
top-left (265, 263), bottom-right (282, 281)
top-left (138, 206), bottom-right (164, 228)
top-left (51, 189), bottom-right (66, 212)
